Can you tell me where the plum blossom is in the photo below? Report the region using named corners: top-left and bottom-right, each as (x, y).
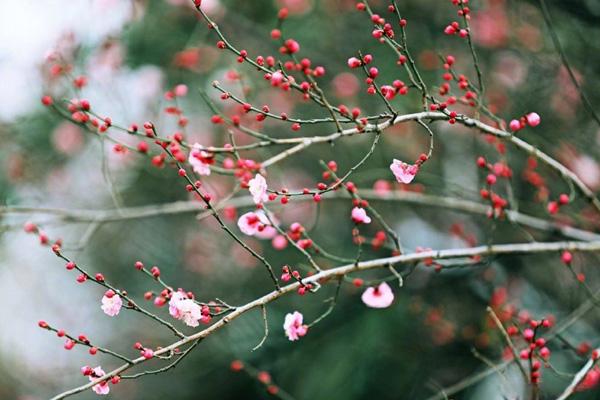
top-left (174, 84), bottom-right (188, 97)
top-left (509, 119), bottom-right (522, 132)
top-left (390, 159), bottom-right (418, 184)
top-left (169, 291), bottom-right (202, 327)
top-left (101, 291), bottom-right (122, 317)
top-left (380, 85), bottom-right (396, 100)
top-left (361, 282), bottom-right (394, 308)
top-left (272, 234), bottom-right (288, 250)
top-left (283, 311), bottom-right (308, 341)
top-left (373, 179), bottom-right (392, 196)
top-left (351, 207), bottom-right (371, 224)
top-left (347, 56), bottom-right (362, 68)
top-left (237, 211), bottom-right (277, 239)
top-left (526, 112), bottom-right (541, 127)
top-left (188, 143), bottom-right (212, 176)
top-left (284, 39), bottom-right (300, 54)
top-left (270, 70), bottom-right (285, 87)
top-left (90, 366), bottom-right (109, 395)
top-left (142, 348), bottom-right (154, 359)
top-left (332, 72), bottom-right (360, 98)
top-left (248, 173), bottom-right (268, 205)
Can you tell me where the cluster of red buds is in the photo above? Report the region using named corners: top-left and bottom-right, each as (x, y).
top-left (280, 265), bottom-right (313, 295)
top-left (547, 193), bottom-right (570, 215)
top-left (476, 156), bottom-right (511, 218)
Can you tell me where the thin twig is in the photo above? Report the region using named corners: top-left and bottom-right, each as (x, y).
top-left (486, 306), bottom-right (529, 382)
top-left (538, 0), bottom-right (600, 127)
top-left (252, 305), bottom-right (269, 351)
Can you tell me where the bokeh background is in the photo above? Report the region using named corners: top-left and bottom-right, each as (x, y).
top-left (2, 0), bottom-right (600, 399)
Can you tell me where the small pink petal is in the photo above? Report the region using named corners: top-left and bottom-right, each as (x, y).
top-left (361, 282), bottom-right (395, 308)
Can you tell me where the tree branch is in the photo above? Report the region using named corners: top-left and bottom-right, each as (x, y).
top-left (51, 239), bottom-right (600, 399)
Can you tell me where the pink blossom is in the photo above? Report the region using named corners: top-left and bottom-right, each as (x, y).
top-left (237, 211), bottom-right (277, 239)
top-left (509, 119), bottom-right (522, 132)
top-left (526, 112), bottom-right (541, 127)
top-left (284, 39), bottom-right (300, 54)
top-left (52, 122), bottom-right (83, 155)
top-left (470, 6), bottom-right (509, 48)
top-left (270, 70), bottom-right (285, 87)
top-left (90, 366), bottom-right (109, 395)
top-left (444, 25), bottom-right (456, 35)
top-left (188, 143), bottom-right (212, 176)
top-left (255, 222), bottom-right (278, 240)
top-left (168, 291), bottom-right (187, 318)
top-left (373, 179), bottom-right (392, 196)
top-left (390, 159), bottom-right (418, 184)
top-left (351, 207), bottom-right (371, 224)
top-left (361, 282), bottom-right (394, 308)
top-left (272, 234), bottom-right (288, 250)
top-left (174, 84), bottom-right (188, 97)
top-left (347, 57), bottom-right (361, 68)
top-left (332, 72), bottom-right (360, 98)
top-left (380, 85), bottom-right (396, 100)
top-left (142, 348), bottom-right (154, 359)
top-left (238, 211), bottom-right (263, 235)
top-left (101, 292), bottom-right (122, 317)
top-left (248, 173), bottom-right (268, 205)
top-left (169, 291), bottom-right (202, 327)
top-left (283, 311), bottom-right (308, 341)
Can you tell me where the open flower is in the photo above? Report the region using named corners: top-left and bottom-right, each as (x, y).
top-left (283, 311), bottom-right (308, 341)
top-left (188, 143), bottom-right (213, 176)
top-left (361, 282), bottom-right (394, 308)
top-left (237, 211), bottom-right (277, 239)
top-left (390, 159), bottom-right (418, 184)
top-left (351, 207), bottom-right (371, 224)
top-left (90, 366), bottom-right (110, 395)
top-left (101, 291), bottom-right (122, 317)
top-left (248, 173), bottom-right (268, 205)
top-left (169, 291), bottom-right (202, 327)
